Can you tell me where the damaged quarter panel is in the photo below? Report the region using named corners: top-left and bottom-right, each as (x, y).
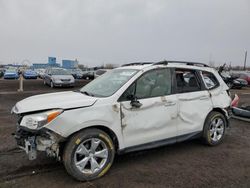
top-left (208, 71), bottom-right (231, 108)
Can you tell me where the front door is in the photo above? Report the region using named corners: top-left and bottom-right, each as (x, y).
top-left (119, 68), bottom-right (178, 148)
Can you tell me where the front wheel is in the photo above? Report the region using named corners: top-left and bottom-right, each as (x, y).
top-left (202, 111), bottom-right (227, 146)
top-left (63, 129), bottom-right (115, 181)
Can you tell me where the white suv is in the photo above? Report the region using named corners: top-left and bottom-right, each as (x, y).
top-left (12, 61), bottom-right (231, 181)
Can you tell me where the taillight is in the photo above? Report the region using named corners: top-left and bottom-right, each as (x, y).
top-left (231, 94), bottom-right (239, 107)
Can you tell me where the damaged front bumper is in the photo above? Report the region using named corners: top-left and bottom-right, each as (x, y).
top-left (14, 125), bottom-right (65, 160)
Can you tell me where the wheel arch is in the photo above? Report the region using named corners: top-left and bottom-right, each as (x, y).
top-left (208, 108), bottom-right (229, 127)
top-left (62, 125), bottom-right (120, 153)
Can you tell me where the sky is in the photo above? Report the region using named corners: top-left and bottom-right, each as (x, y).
top-left (0, 0), bottom-right (249, 67)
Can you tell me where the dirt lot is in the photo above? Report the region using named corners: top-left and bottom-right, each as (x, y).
top-left (0, 79), bottom-right (250, 188)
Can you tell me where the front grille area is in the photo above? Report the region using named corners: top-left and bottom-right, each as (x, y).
top-left (61, 79), bottom-right (70, 82)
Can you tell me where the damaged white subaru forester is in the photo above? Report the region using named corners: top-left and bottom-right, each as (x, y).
top-left (12, 61), bottom-right (231, 181)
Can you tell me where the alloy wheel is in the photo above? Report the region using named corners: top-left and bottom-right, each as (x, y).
top-left (209, 117), bottom-right (225, 142)
top-left (74, 138), bottom-right (108, 175)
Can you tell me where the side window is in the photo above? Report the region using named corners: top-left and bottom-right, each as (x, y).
top-left (175, 69), bottom-right (201, 93)
top-left (201, 71), bottom-right (219, 89)
top-left (119, 69), bottom-right (172, 101)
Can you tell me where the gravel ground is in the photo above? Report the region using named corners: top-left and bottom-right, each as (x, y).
top-left (0, 79), bottom-right (250, 188)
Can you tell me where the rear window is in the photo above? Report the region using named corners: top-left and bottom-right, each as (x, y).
top-left (201, 71), bottom-right (219, 89)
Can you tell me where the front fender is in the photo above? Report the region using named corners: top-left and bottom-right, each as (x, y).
top-left (44, 104), bottom-right (125, 149)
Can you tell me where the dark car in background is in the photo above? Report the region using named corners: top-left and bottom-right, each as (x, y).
top-left (23, 69), bottom-right (38, 79)
top-left (220, 71), bottom-right (248, 89)
top-left (68, 69), bottom-right (84, 79)
top-left (231, 72), bottom-right (250, 85)
top-left (43, 68), bottom-right (75, 88)
top-left (0, 70), bottom-right (4, 78)
top-left (94, 69), bottom-right (111, 78)
top-left (82, 70), bottom-right (95, 80)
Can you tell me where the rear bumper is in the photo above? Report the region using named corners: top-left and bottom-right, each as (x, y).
top-left (222, 107), bottom-right (232, 127)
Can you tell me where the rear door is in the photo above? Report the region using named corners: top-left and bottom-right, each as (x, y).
top-left (119, 68), bottom-right (178, 148)
top-left (174, 68), bottom-right (213, 137)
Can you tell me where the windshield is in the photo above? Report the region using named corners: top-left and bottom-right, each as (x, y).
top-left (6, 70), bottom-right (16, 73)
top-left (80, 69), bottom-right (138, 97)
top-left (51, 69), bottom-right (70, 75)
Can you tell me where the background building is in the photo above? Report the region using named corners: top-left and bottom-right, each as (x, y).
top-left (62, 59), bottom-right (78, 69)
top-left (32, 56), bottom-right (60, 69)
top-left (48, 57), bottom-right (57, 65)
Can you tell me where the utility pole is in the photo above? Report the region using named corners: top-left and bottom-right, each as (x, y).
top-left (244, 51), bottom-right (247, 70)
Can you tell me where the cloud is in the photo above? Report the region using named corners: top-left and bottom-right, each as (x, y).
top-left (0, 0), bottom-right (249, 66)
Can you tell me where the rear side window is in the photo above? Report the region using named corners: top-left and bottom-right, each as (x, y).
top-left (175, 69), bottom-right (201, 93)
top-left (201, 71), bottom-right (219, 89)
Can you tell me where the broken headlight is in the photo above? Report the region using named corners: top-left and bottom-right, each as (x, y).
top-left (20, 109), bottom-right (63, 130)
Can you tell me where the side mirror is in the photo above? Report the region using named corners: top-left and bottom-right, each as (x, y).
top-left (127, 94), bottom-right (135, 101)
top-left (129, 95), bottom-right (142, 108)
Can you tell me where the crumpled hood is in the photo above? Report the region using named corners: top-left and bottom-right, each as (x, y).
top-left (12, 91), bottom-right (97, 114)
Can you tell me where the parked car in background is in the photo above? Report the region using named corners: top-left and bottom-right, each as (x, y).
top-left (23, 69), bottom-right (38, 79)
top-left (43, 68), bottom-right (75, 88)
top-left (220, 72), bottom-right (248, 89)
top-left (12, 61), bottom-right (231, 181)
top-left (4, 69), bottom-right (19, 79)
top-left (35, 69), bottom-right (46, 79)
top-left (69, 69), bottom-right (84, 79)
top-left (94, 69), bottom-right (111, 78)
top-left (82, 70), bottom-right (95, 80)
top-left (0, 70), bottom-right (4, 78)
top-left (231, 78), bottom-right (248, 89)
top-left (231, 72), bottom-right (250, 85)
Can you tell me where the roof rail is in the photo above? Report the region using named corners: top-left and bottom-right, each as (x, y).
top-left (121, 62), bottom-right (153, 67)
top-left (154, 60), bottom-right (209, 67)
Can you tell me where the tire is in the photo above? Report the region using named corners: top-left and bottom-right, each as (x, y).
top-left (63, 128), bottom-right (115, 181)
top-left (50, 81), bottom-right (54, 88)
top-left (202, 111), bottom-right (227, 146)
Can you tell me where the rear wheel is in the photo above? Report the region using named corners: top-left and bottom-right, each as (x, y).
top-left (63, 129), bottom-right (115, 181)
top-left (202, 111), bottom-right (227, 146)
